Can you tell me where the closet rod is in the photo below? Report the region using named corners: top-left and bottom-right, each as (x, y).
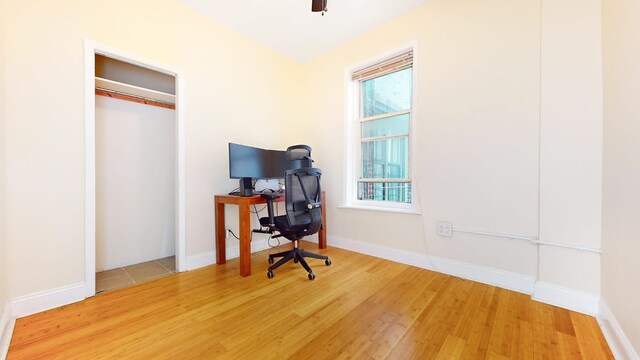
top-left (95, 87), bottom-right (176, 110)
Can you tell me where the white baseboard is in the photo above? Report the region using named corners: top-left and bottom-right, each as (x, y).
top-left (11, 282), bottom-right (86, 318)
top-left (598, 299), bottom-right (639, 360)
top-left (185, 251), bottom-right (216, 271)
top-left (532, 281), bottom-right (600, 316)
top-left (0, 301), bottom-right (15, 360)
top-left (225, 237), bottom-right (281, 260)
top-left (328, 236), bottom-right (535, 295)
top-left (328, 235), bottom-right (436, 271)
top-left (186, 237), bottom-right (284, 271)
top-left (431, 256), bottom-right (535, 294)
top-left (0, 302), bottom-right (10, 344)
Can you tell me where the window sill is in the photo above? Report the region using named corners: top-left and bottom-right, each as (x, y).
top-left (337, 204), bottom-right (422, 215)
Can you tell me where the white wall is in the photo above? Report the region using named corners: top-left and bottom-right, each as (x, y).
top-left (602, 0), bottom-right (640, 354)
top-left (1, 0), bottom-right (607, 316)
top-left (304, 0), bottom-right (540, 277)
top-left (3, 0), bottom-right (305, 299)
top-left (302, 0), bottom-right (603, 296)
top-left (538, 0), bottom-right (603, 295)
top-left (96, 96), bottom-right (175, 271)
top-left (0, 0), bottom-right (9, 324)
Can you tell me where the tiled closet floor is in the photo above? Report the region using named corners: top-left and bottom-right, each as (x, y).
top-left (96, 256), bottom-right (175, 294)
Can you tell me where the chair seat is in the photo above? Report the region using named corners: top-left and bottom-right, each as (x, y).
top-left (260, 215), bottom-right (308, 233)
top-left (260, 215), bottom-right (285, 229)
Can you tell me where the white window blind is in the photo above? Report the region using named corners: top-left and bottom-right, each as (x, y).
top-left (351, 50), bottom-right (413, 81)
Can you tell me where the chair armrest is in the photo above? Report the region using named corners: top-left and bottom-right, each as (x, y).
top-left (260, 193), bottom-right (281, 226)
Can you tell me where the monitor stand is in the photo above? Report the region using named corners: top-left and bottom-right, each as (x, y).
top-left (238, 177), bottom-right (254, 197)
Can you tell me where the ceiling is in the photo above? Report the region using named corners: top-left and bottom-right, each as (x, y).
top-left (178, 0), bottom-right (432, 63)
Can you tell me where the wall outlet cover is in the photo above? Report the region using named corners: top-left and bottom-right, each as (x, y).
top-left (437, 221), bottom-right (453, 237)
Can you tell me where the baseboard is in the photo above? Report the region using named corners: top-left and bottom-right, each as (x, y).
top-left (327, 236), bottom-right (535, 295)
top-left (598, 299), bottom-right (640, 360)
top-left (186, 237), bottom-right (284, 271)
top-left (0, 301), bottom-right (15, 360)
top-left (431, 256), bottom-right (535, 294)
top-left (0, 302), bottom-right (10, 346)
top-left (328, 235), bottom-right (436, 271)
top-left (186, 251), bottom-right (216, 271)
top-left (225, 237), bottom-right (281, 261)
top-left (11, 282), bottom-right (86, 318)
top-left (532, 281), bottom-right (600, 316)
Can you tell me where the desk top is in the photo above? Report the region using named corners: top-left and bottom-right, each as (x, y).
top-left (215, 193), bottom-right (285, 205)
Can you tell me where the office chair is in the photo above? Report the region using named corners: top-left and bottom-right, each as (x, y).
top-left (259, 145), bottom-right (332, 280)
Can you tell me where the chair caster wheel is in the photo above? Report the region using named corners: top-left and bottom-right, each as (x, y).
top-left (294, 258), bottom-right (299, 264)
top-left (268, 257), bottom-right (274, 264)
top-left (267, 270), bottom-right (274, 279)
top-left (325, 259), bottom-right (332, 266)
top-left (308, 273), bottom-right (316, 280)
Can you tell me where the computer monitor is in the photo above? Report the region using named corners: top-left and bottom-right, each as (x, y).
top-left (266, 150), bottom-right (302, 179)
top-left (228, 143), bottom-right (270, 179)
top-left (228, 143), bottom-right (302, 195)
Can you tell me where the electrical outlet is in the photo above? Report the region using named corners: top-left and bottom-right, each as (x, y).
top-left (437, 221), bottom-right (453, 237)
top-left (225, 228), bottom-right (230, 239)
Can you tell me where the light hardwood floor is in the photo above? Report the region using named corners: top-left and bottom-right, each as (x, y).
top-left (7, 242), bottom-right (613, 359)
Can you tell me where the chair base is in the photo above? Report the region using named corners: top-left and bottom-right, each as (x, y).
top-left (267, 241), bottom-right (331, 280)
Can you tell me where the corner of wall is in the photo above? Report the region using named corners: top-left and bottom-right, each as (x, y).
top-left (598, 299), bottom-right (640, 360)
top-left (0, 0), bottom-right (12, 357)
top-left (0, 303), bottom-right (15, 360)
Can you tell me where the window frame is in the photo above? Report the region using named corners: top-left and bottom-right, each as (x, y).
top-left (343, 44), bottom-right (420, 214)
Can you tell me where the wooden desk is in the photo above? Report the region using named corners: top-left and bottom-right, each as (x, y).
top-left (215, 191), bottom-right (327, 276)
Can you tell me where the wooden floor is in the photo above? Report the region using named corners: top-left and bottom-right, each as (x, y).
top-left (8, 242), bottom-right (613, 359)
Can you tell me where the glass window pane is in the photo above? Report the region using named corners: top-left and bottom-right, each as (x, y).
top-left (361, 113), bottom-right (409, 139)
top-left (358, 182), bottom-right (412, 203)
top-left (361, 137), bottom-right (409, 179)
top-left (363, 67), bottom-right (412, 118)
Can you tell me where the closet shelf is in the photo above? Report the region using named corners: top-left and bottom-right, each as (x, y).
top-left (95, 77), bottom-right (176, 109)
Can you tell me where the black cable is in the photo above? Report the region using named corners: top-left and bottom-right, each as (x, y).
top-left (250, 204), bottom-right (267, 214)
top-left (227, 229), bottom-right (240, 240)
top-left (267, 235), bottom-right (280, 248)
top-left (229, 228), bottom-right (258, 242)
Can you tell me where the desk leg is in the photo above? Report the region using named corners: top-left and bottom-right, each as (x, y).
top-left (319, 193), bottom-right (327, 249)
top-left (239, 202), bottom-right (251, 276)
top-left (216, 200), bottom-right (226, 264)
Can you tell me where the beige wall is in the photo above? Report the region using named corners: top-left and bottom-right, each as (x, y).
top-left (304, 0), bottom-right (540, 272)
top-left (0, 0), bottom-right (8, 317)
top-left (3, 0), bottom-right (305, 298)
top-left (538, 0), bottom-right (603, 294)
top-left (1, 0), bottom-right (607, 306)
top-left (301, 0), bottom-right (603, 294)
top-left (602, 0), bottom-right (640, 352)
top-left (96, 96), bottom-right (176, 271)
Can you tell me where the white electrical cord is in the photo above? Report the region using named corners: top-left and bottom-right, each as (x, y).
top-left (451, 227), bottom-right (602, 254)
top-left (412, 175), bottom-right (440, 272)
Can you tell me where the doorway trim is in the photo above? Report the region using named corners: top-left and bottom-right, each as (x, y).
top-left (84, 39), bottom-right (187, 297)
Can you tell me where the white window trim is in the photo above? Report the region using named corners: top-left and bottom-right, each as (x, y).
top-left (342, 42), bottom-right (420, 214)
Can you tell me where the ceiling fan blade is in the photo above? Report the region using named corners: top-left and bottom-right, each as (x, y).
top-left (312, 0), bottom-right (327, 12)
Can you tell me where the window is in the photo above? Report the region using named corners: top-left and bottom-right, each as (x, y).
top-left (347, 49), bottom-right (415, 209)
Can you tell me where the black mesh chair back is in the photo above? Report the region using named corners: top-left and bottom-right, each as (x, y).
top-left (260, 144), bottom-right (332, 280)
top-left (284, 167), bottom-right (322, 235)
top-left (286, 144), bottom-right (314, 168)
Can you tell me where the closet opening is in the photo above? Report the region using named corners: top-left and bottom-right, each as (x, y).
top-left (84, 41), bottom-right (186, 297)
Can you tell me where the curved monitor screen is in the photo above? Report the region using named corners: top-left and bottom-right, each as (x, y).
top-left (228, 143), bottom-right (301, 179)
